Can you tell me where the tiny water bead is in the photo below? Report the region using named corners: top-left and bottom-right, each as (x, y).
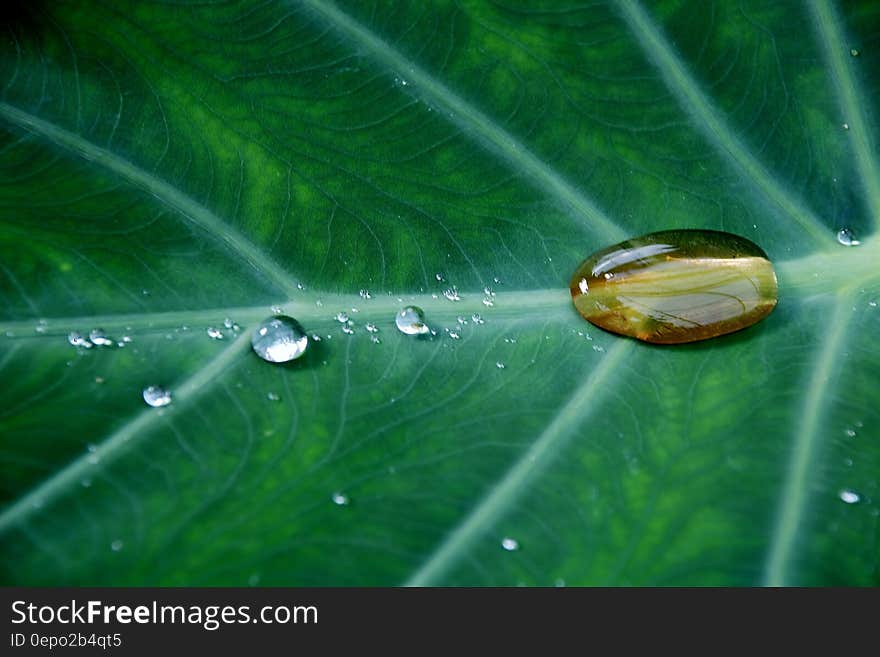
top-left (206, 327), bottom-right (224, 340)
top-left (395, 305), bottom-right (430, 335)
top-left (839, 489), bottom-right (861, 504)
top-left (501, 537), bottom-right (519, 551)
top-left (251, 315), bottom-right (309, 363)
top-left (570, 229), bottom-right (778, 344)
top-left (89, 328), bottom-right (114, 346)
top-left (143, 385), bottom-right (172, 408)
top-left (331, 492), bottom-right (350, 506)
top-left (851, 48), bottom-right (860, 57)
top-left (836, 228), bottom-right (861, 246)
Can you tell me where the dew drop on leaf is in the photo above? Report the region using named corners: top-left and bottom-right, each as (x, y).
top-left (501, 537), bottom-right (519, 551)
top-left (335, 311), bottom-right (350, 323)
top-left (395, 305), bottom-right (430, 335)
top-left (331, 492), bottom-right (349, 506)
top-left (839, 489), bottom-right (860, 504)
top-left (68, 331), bottom-right (88, 347)
top-left (836, 228), bottom-right (861, 246)
top-left (142, 385), bottom-right (172, 408)
top-left (570, 229), bottom-right (778, 344)
top-left (251, 315), bottom-right (309, 363)
top-left (89, 328), bottom-right (113, 346)
top-left (206, 327), bottom-right (224, 340)
top-left (110, 540), bottom-right (124, 552)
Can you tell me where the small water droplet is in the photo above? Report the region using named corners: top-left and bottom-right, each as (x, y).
top-left (80, 478), bottom-right (92, 488)
top-left (869, 301), bottom-right (877, 308)
top-left (365, 323), bottom-right (379, 333)
top-left (842, 122), bottom-right (850, 130)
top-left (839, 489), bottom-right (860, 504)
top-left (448, 330), bottom-right (460, 340)
top-left (143, 385), bottom-right (172, 407)
top-left (206, 327), bottom-right (224, 340)
top-left (395, 306), bottom-right (430, 335)
top-left (332, 492), bottom-right (349, 506)
top-left (370, 335), bottom-right (381, 344)
top-left (482, 298), bottom-right (495, 307)
top-left (435, 273), bottom-right (444, 282)
top-left (251, 316), bottom-right (309, 363)
top-left (837, 228), bottom-right (861, 246)
top-left (267, 392), bottom-right (280, 401)
top-left (493, 277), bottom-right (501, 285)
top-left (496, 362), bottom-right (505, 369)
top-left (471, 313), bottom-right (485, 324)
top-left (270, 305), bottom-right (283, 314)
top-left (296, 282), bottom-right (305, 290)
top-left (335, 311), bottom-right (350, 323)
top-left (223, 317), bottom-right (234, 329)
top-left (89, 328), bottom-right (113, 346)
top-left (851, 48), bottom-right (860, 57)
top-left (34, 319), bottom-right (48, 334)
top-left (845, 428), bottom-right (857, 437)
top-left (501, 537), bottom-right (519, 551)
top-left (311, 334), bottom-right (322, 342)
top-left (68, 331), bottom-right (88, 347)
top-left (592, 344), bottom-right (606, 352)
top-left (359, 289), bottom-right (372, 300)
top-left (342, 325), bottom-right (355, 335)
top-left (110, 539), bottom-right (124, 552)
top-left (443, 287), bottom-right (461, 302)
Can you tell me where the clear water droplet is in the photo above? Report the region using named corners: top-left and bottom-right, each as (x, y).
top-left (868, 301), bottom-right (877, 308)
top-left (311, 334), bottom-right (322, 342)
top-left (270, 305), bottom-right (283, 314)
top-left (342, 325), bottom-right (355, 335)
top-left (851, 48), bottom-right (860, 57)
top-left (456, 316), bottom-right (468, 325)
top-left (842, 122), bottom-right (850, 130)
top-left (68, 331), bottom-right (88, 347)
top-left (471, 313), bottom-right (485, 324)
top-left (251, 316), bottom-right (309, 363)
top-left (839, 489), bottom-right (860, 504)
top-left (297, 282), bottom-right (305, 290)
top-left (845, 428), bottom-right (856, 437)
top-left (396, 306), bottom-right (430, 335)
top-left (501, 537), bottom-right (519, 551)
top-left (496, 361), bottom-right (505, 369)
top-left (443, 287), bottom-right (461, 302)
top-left (89, 328), bottom-right (113, 346)
top-left (332, 492), bottom-right (349, 506)
top-left (370, 335), bottom-right (381, 344)
top-left (448, 330), bottom-right (460, 340)
top-left (493, 277), bottom-right (501, 285)
top-left (223, 317), bottom-right (234, 329)
top-left (482, 298), bottom-right (495, 307)
top-left (35, 320), bottom-right (48, 334)
top-left (110, 539), bottom-right (124, 552)
top-left (206, 327), bottom-right (224, 340)
top-left (435, 273), bottom-right (444, 282)
top-left (267, 392), bottom-right (280, 401)
top-left (837, 228), bottom-right (861, 246)
top-left (143, 385), bottom-right (172, 407)
top-left (359, 289), bottom-right (372, 300)
top-left (335, 311), bottom-right (350, 323)
top-left (365, 323), bottom-right (379, 333)
top-left (483, 286), bottom-right (496, 297)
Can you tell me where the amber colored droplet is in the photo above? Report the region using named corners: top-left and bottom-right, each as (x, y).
top-left (569, 230), bottom-right (778, 344)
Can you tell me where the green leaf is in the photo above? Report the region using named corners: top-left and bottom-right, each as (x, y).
top-left (1, 0), bottom-right (878, 586)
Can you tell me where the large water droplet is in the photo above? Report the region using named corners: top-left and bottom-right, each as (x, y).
top-left (836, 228), bottom-right (861, 246)
top-left (251, 315), bottom-right (309, 363)
top-left (143, 385), bottom-right (172, 407)
top-left (570, 229), bottom-right (778, 344)
top-left (395, 306), bottom-right (429, 335)
top-left (839, 489), bottom-right (860, 504)
top-left (501, 537), bottom-right (519, 551)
